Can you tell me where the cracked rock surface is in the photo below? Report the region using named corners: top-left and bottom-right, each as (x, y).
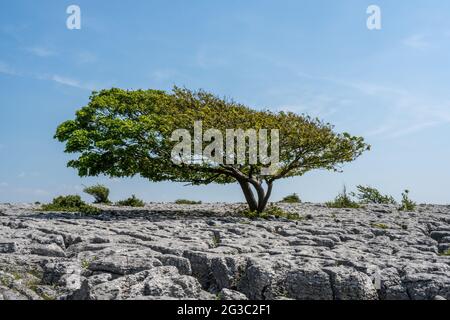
top-left (0, 202), bottom-right (449, 300)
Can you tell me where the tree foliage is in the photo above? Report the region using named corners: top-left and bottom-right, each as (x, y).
top-left (55, 87), bottom-right (370, 212)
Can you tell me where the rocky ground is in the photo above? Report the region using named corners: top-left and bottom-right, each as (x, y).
top-left (0, 202), bottom-right (449, 300)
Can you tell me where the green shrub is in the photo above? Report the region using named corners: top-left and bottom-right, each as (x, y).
top-left (239, 205), bottom-right (301, 221)
top-left (440, 249), bottom-right (450, 256)
top-left (45, 194), bottom-right (84, 208)
top-left (175, 199), bottom-right (202, 205)
top-left (326, 186), bottom-right (361, 209)
top-left (83, 184), bottom-right (110, 204)
top-left (116, 195), bottom-right (145, 207)
top-left (41, 195), bottom-right (99, 214)
top-left (279, 193), bottom-right (301, 203)
top-left (351, 185), bottom-right (396, 205)
top-left (399, 190), bottom-right (416, 211)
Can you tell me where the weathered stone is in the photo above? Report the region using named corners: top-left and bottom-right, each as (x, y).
top-left (157, 254), bottom-right (192, 275)
top-left (144, 266), bottom-right (209, 299)
top-left (430, 231), bottom-right (450, 242)
top-left (218, 288), bottom-right (248, 300)
top-left (30, 244), bottom-right (66, 257)
top-left (182, 250), bottom-right (214, 288)
top-left (210, 256), bottom-right (246, 290)
top-left (0, 242), bottom-right (17, 253)
top-left (324, 267), bottom-right (378, 300)
top-left (286, 266), bottom-right (333, 300)
top-left (238, 259), bottom-right (278, 300)
top-left (89, 271), bottom-right (149, 300)
top-left (43, 262), bottom-right (81, 290)
top-left (88, 251), bottom-right (162, 275)
top-left (378, 268), bottom-right (409, 300)
top-left (28, 232), bottom-right (65, 248)
top-left (0, 287), bottom-right (28, 300)
top-left (0, 202), bottom-right (449, 300)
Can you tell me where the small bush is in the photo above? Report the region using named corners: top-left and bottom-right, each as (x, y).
top-left (279, 193), bottom-right (301, 203)
top-left (83, 184), bottom-right (110, 204)
top-left (239, 205), bottom-right (301, 221)
top-left (116, 195), bottom-right (145, 207)
top-left (175, 199), bottom-right (202, 205)
top-left (351, 185), bottom-right (396, 205)
top-left (326, 186), bottom-right (361, 209)
top-left (440, 249), bottom-right (450, 256)
top-left (399, 190), bottom-right (416, 211)
top-left (45, 194), bottom-right (84, 208)
top-left (41, 195), bottom-right (99, 214)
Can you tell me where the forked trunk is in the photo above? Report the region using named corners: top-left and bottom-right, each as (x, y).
top-left (238, 179), bottom-right (273, 213)
top-left (238, 180), bottom-right (258, 211)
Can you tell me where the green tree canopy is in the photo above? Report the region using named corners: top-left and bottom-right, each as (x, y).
top-left (55, 87), bottom-right (370, 213)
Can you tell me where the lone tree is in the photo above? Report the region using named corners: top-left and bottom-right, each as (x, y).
top-left (55, 87), bottom-right (369, 213)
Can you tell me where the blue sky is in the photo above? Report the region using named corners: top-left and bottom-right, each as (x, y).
top-left (1, 0), bottom-right (450, 204)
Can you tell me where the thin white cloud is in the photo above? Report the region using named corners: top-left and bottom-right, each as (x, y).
top-left (248, 51), bottom-right (450, 139)
top-left (26, 46), bottom-right (57, 57)
top-left (291, 70), bottom-right (450, 139)
top-left (12, 187), bottom-right (50, 196)
top-left (51, 75), bottom-right (83, 88)
top-left (0, 60), bottom-right (99, 91)
top-left (0, 61), bottom-right (19, 76)
top-left (37, 74), bottom-right (97, 91)
top-left (0, 182), bottom-right (8, 188)
top-left (76, 51), bottom-right (97, 64)
top-left (276, 94), bottom-right (340, 120)
top-left (295, 71), bottom-right (407, 97)
top-left (195, 46), bottom-right (228, 69)
top-left (151, 69), bottom-right (178, 81)
top-left (17, 171), bottom-right (41, 179)
top-left (363, 92), bottom-right (450, 139)
top-left (402, 34), bottom-right (430, 49)
top-left (387, 121), bottom-right (440, 138)
top-left (60, 184), bottom-right (84, 192)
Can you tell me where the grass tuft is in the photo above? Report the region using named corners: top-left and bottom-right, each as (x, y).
top-left (239, 205), bottom-right (302, 221)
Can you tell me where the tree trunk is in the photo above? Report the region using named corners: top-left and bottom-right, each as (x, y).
top-left (238, 179), bottom-right (258, 212)
top-left (257, 181), bottom-right (273, 213)
top-left (238, 179), bottom-right (273, 213)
